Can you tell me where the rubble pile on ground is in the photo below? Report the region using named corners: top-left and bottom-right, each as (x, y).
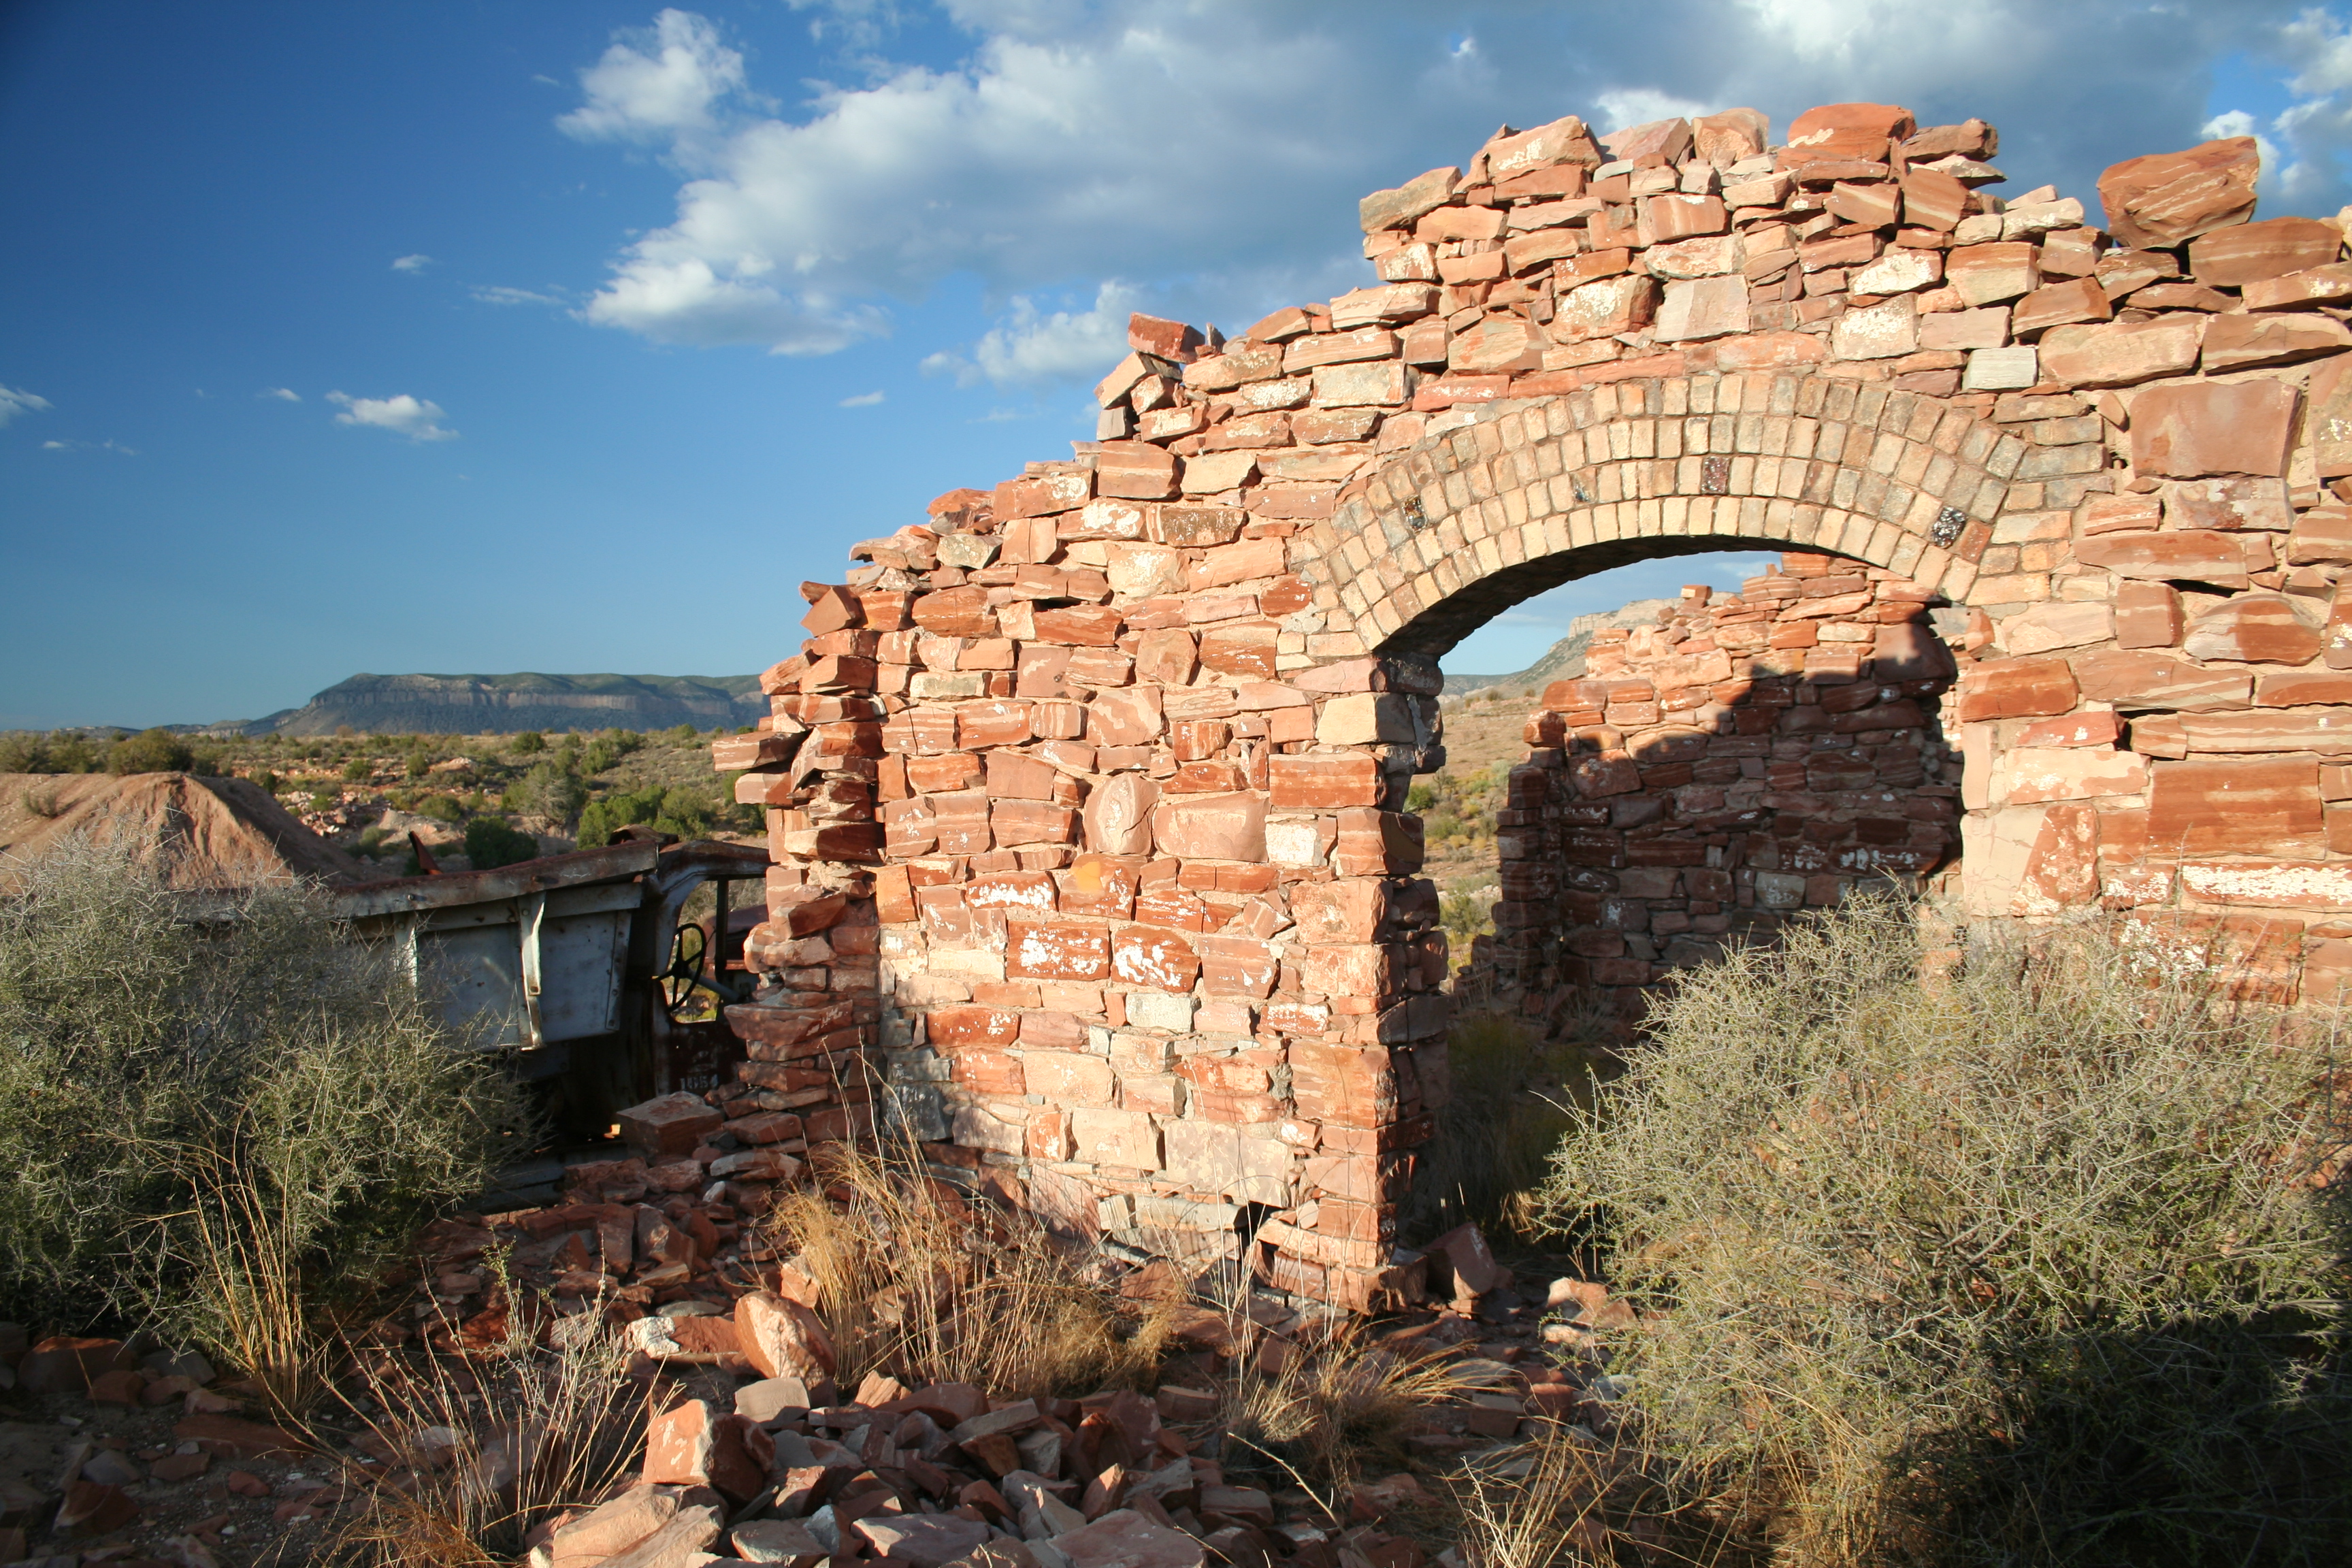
top-left (0, 1086), bottom-right (1629, 1567)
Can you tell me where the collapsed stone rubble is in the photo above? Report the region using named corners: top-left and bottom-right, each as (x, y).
top-left (0, 1081), bottom-right (1624, 1567)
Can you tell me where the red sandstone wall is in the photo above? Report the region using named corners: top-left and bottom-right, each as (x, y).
top-left (1480, 553), bottom-right (1960, 1032)
top-left (704, 99), bottom-right (2352, 1305)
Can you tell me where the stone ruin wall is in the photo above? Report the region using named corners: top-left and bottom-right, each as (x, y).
top-left (696, 99), bottom-right (2352, 1307)
top-left (1475, 552), bottom-right (1961, 1032)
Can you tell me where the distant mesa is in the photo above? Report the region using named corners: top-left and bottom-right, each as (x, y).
top-left (1442, 598), bottom-right (1678, 699)
top-left (246, 672), bottom-right (767, 736)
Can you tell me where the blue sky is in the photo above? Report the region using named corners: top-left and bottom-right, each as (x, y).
top-left (4, 1), bottom-right (2350, 726)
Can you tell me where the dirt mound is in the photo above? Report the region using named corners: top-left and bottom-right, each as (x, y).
top-left (0, 772), bottom-right (376, 889)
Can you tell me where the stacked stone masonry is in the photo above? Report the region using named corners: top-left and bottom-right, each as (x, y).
top-left (1478, 555), bottom-right (1961, 1028)
top-left (709, 99), bottom-right (2352, 1307)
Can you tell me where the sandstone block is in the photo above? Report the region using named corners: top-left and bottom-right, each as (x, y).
top-left (617, 1094), bottom-right (723, 1159)
top-left (1318, 692), bottom-right (1418, 743)
top-left (2200, 312), bottom-right (2352, 372)
top-left (1555, 274), bottom-right (1656, 340)
top-left (2071, 649), bottom-right (2252, 710)
top-left (736, 1292), bottom-right (834, 1384)
top-left (1653, 275), bottom-right (1750, 342)
top-left (1055, 1509), bottom-right (1204, 1568)
top-left (2133, 380), bottom-right (2300, 478)
top-left (2037, 315), bottom-right (2205, 387)
top-left (2073, 529), bottom-right (2268, 584)
top-left (2188, 216), bottom-right (2342, 287)
top-left (1963, 347), bottom-right (2038, 391)
top-left (2010, 277), bottom-right (2110, 337)
top-left (1007, 921), bottom-right (1112, 981)
top-left (1852, 248), bottom-right (1942, 295)
top-left (2181, 592), bottom-right (2325, 663)
top-left (1947, 242), bottom-right (2040, 307)
top-left (1781, 101), bottom-right (1914, 166)
top-left (1095, 442), bottom-right (1180, 500)
top-left (1446, 318), bottom-right (1544, 374)
top-left (1269, 753), bottom-right (1382, 807)
top-left (1825, 179), bottom-right (1901, 229)
top-left (1360, 167), bottom-right (1461, 233)
top-left (643, 1401), bottom-right (763, 1504)
top-left (2003, 601), bottom-right (2113, 655)
top-left (2098, 137), bottom-right (2259, 248)
top-left (2244, 263), bottom-right (2352, 311)
top-left (1151, 792), bottom-right (1266, 862)
top-left (1071, 1110), bottom-right (1162, 1171)
top-left (1114, 926), bottom-right (1201, 993)
top-left (2114, 581), bottom-right (2185, 647)
top-left (1831, 295), bottom-right (1918, 360)
top-left (1991, 746), bottom-right (2148, 805)
top-left (2148, 757), bottom-right (2324, 854)
top-left (1956, 656), bottom-right (2078, 721)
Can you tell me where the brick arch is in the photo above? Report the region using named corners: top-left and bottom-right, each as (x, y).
top-left (1290, 370), bottom-right (2032, 661)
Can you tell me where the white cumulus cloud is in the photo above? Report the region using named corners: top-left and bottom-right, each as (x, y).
top-left (0, 385), bottom-right (52, 426)
top-left (838, 389), bottom-right (887, 406)
top-left (391, 254), bottom-right (436, 273)
top-left (327, 391), bottom-right (458, 442)
top-left (924, 281), bottom-right (1138, 387)
top-left (558, 7), bottom-right (753, 142)
top-left (261, 387), bottom-right (301, 402)
top-left (564, 1), bottom-right (2352, 377)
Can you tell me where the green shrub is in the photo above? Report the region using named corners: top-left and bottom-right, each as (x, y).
top-left (1537, 896), bottom-right (2352, 1565)
top-left (0, 732), bottom-right (49, 773)
top-left (576, 782), bottom-right (736, 849)
top-left (510, 731), bottom-right (546, 755)
top-left (508, 762), bottom-right (587, 830)
top-left (463, 817), bottom-right (540, 870)
top-left (414, 794), bottom-right (466, 825)
top-left (1405, 1013), bottom-right (1590, 1245)
top-left (0, 836), bottom-right (533, 1342)
top-left (48, 733), bottom-right (102, 774)
top-left (108, 728), bottom-right (193, 774)
top-left (341, 756), bottom-right (374, 783)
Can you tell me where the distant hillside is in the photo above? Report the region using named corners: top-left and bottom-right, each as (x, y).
top-left (247, 672), bottom-right (766, 736)
top-left (1442, 598), bottom-right (1676, 698)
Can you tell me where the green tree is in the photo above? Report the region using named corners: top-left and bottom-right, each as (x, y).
top-left (463, 817), bottom-right (540, 870)
top-left (511, 731), bottom-right (546, 755)
top-left (508, 763), bottom-right (587, 830)
top-left (108, 728), bottom-right (194, 775)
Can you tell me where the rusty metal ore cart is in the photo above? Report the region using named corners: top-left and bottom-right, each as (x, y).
top-left (327, 837), bottom-right (771, 1136)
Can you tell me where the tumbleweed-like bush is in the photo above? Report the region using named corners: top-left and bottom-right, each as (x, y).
top-left (0, 834), bottom-right (532, 1389)
top-left (1538, 894), bottom-right (2352, 1566)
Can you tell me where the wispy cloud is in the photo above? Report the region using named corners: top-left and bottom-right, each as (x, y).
top-left (1, 385), bottom-right (54, 427)
top-left (470, 284), bottom-right (570, 307)
top-left (259, 387), bottom-right (301, 402)
top-left (838, 390), bottom-right (885, 407)
top-left (42, 438), bottom-right (137, 455)
top-left (327, 391), bottom-right (458, 442)
top-left (391, 254), bottom-right (436, 273)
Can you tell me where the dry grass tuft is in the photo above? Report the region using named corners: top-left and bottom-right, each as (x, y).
top-left (1450, 1420), bottom-right (1618, 1568)
top-left (763, 1141), bottom-right (1178, 1399)
top-left (1405, 1011), bottom-right (1599, 1245)
top-left (163, 1142), bottom-right (333, 1419)
top-left (1537, 893), bottom-right (2352, 1565)
top-left (1216, 1318), bottom-right (1486, 1515)
top-left (324, 1286), bottom-right (642, 1568)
